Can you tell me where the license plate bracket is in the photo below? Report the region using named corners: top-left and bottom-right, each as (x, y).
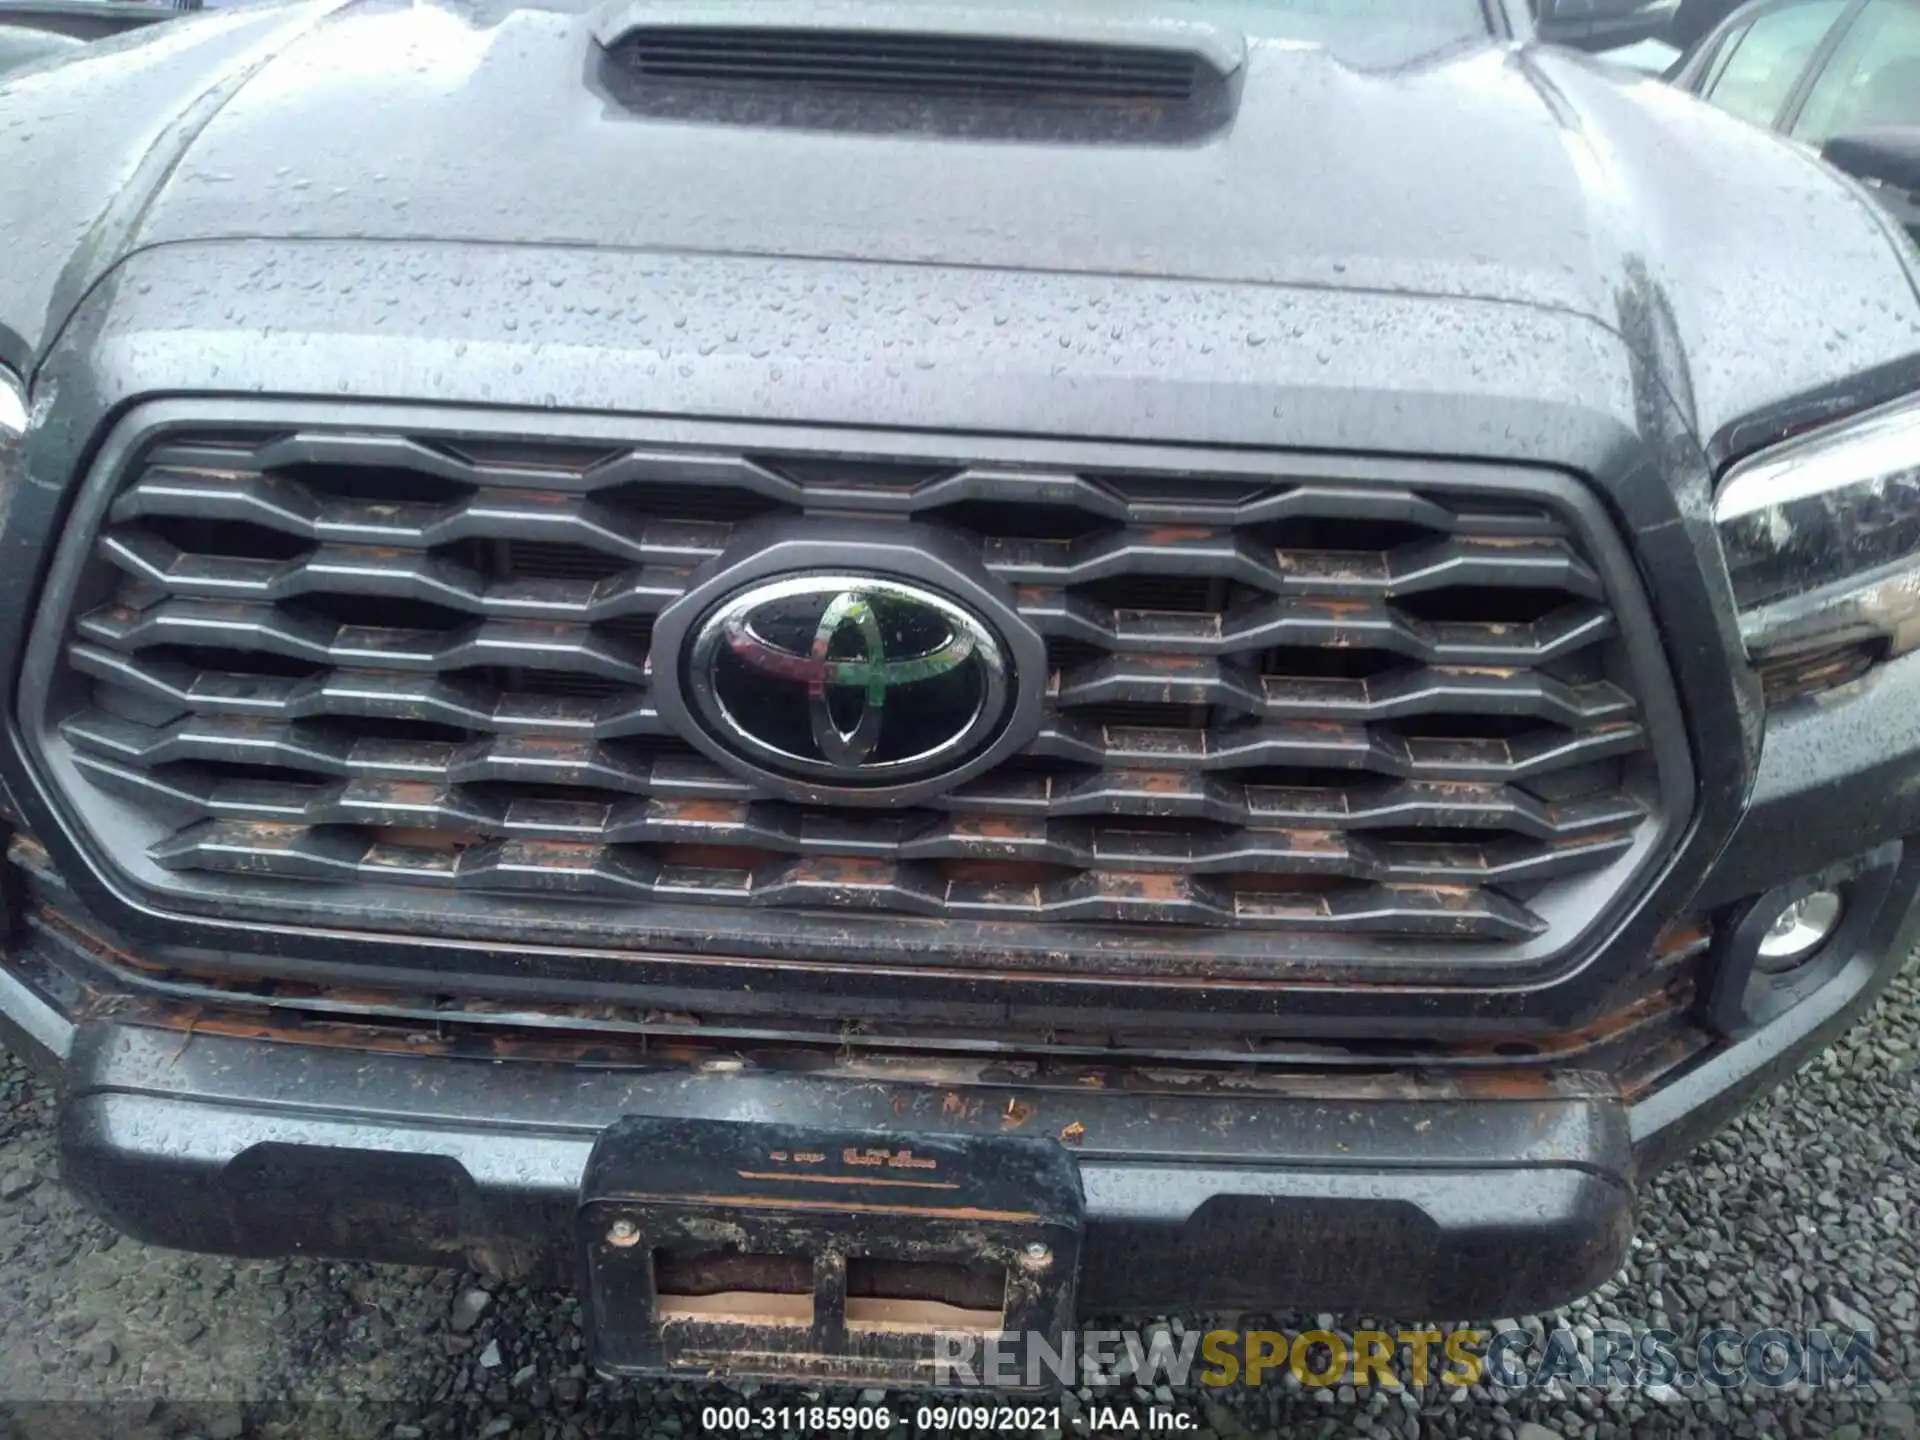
top-left (578, 1117), bottom-right (1084, 1388)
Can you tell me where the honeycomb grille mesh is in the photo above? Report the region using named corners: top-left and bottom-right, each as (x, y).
top-left (50, 429), bottom-right (1659, 945)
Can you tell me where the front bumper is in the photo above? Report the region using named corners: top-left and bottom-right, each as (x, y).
top-left (50, 1022), bottom-right (1631, 1319)
top-left (0, 843), bottom-right (1912, 1322)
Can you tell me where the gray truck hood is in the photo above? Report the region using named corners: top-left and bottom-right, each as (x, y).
top-left (3, 0), bottom-right (1918, 445)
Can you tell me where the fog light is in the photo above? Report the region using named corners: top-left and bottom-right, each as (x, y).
top-left (1755, 889), bottom-right (1843, 971)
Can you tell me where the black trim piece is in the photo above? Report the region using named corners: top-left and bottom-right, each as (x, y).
top-left (1706, 341), bottom-right (1920, 474)
top-left (12, 896), bottom-right (1706, 1069)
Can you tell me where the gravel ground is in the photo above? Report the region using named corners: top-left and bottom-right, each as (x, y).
top-left (1, 961), bottom-right (1915, 1440)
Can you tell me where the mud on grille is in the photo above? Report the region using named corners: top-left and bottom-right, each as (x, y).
top-left (33, 420), bottom-right (1681, 969)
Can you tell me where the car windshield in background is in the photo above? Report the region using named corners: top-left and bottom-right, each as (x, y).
top-left (1233, 0), bottom-right (1488, 31)
top-left (1790, 0), bottom-right (1920, 143)
top-left (1249, 0), bottom-right (1485, 16)
top-left (1182, 0), bottom-right (1490, 61)
top-left (1700, 0), bottom-right (1848, 128)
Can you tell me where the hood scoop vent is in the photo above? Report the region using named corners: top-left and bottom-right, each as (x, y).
top-left (592, 3), bottom-right (1244, 112)
top-left (610, 26), bottom-right (1208, 102)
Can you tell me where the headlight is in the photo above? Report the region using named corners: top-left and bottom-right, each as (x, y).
top-left (1715, 391), bottom-right (1920, 669)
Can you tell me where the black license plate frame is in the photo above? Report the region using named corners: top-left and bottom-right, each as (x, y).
top-left (578, 1116), bottom-right (1084, 1389)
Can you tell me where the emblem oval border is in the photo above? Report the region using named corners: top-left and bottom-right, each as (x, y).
top-left (687, 573), bottom-right (1010, 782)
top-left (650, 526), bottom-right (1048, 808)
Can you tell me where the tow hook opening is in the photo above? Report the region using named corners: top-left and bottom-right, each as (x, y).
top-left (847, 1256), bottom-right (1008, 1333)
top-left (651, 1248), bottom-right (813, 1326)
top-left (648, 1248), bottom-right (1010, 1334)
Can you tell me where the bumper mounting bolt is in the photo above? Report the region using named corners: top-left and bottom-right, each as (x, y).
top-left (606, 1218), bottom-right (641, 1249)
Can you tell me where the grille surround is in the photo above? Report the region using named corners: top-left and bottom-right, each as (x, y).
top-left (20, 401), bottom-right (1693, 985)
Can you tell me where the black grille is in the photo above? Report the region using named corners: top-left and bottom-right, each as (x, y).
top-left (43, 426), bottom-right (1671, 955)
top-left (609, 27), bottom-right (1205, 102)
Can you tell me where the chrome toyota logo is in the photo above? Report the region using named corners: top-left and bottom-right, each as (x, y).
top-left (685, 575), bottom-right (1011, 783)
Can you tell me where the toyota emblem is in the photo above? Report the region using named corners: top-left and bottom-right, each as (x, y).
top-left (683, 574), bottom-right (1012, 786)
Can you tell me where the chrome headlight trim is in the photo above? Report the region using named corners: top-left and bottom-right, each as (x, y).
top-left (0, 369), bottom-right (24, 439)
top-left (0, 367), bottom-right (27, 500)
top-left (1715, 391), bottom-right (1920, 663)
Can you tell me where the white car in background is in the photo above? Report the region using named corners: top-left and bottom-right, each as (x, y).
top-left (1669, 0), bottom-right (1920, 241)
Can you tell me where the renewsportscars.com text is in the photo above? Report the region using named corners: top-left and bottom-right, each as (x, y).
top-left (933, 1325), bottom-right (1877, 1392)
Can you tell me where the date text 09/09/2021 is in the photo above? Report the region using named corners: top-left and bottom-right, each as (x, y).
top-left (701, 1406), bottom-right (1073, 1433)
top-left (695, 1322), bottom-right (1879, 1432)
top-left (925, 1325), bottom-right (1878, 1392)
